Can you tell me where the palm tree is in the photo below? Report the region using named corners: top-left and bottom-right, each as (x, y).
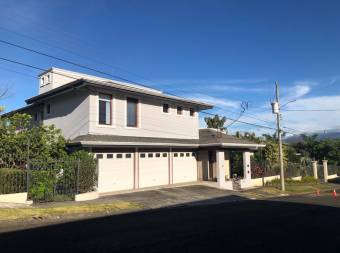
top-left (204, 115), bottom-right (227, 131)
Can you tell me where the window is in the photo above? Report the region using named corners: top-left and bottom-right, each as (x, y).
top-left (155, 153), bottom-right (161, 158)
top-left (186, 153), bottom-right (190, 157)
top-left (174, 153), bottom-right (178, 157)
top-left (34, 112), bottom-right (38, 122)
top-left (162, 153), bottom-right (167, 157)
top-left (40, 111), bottom-right (44, 121)
top-left (192, 152), bottom-right (196, 157)
top-left (46, 104), bottom-right (51, 114)
top-left (96, 154), bottom-right (103, 159)
top-left (163, 104), bottom-right (169, 113)
top-left (126, 154), bottom-right (132, 158)
top-left (99, 94), bottom-right (111, 125)
top-left (127, 97), bottom-right (138, 127)
top-left (41, 77), bottom-right (45, 86)
top-left (140, 153), bottom-right (146, 158)
top-left (177, 106), bottom-right (183, 115)
top-left (116, 154), bottom-right (123, 159)
top-left (148, 153), bottom-right (153, 158)
top-left (47, 74), bottom-right (51, 83)
top-left (180, 153), bottom-right (184, 157)
top-left (189, 108), bottom-right (195, 117)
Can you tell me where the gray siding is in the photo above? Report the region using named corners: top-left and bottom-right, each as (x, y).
top-left (41, 89), bottom-right (90, 139)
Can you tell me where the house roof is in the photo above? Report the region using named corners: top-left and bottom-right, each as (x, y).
top-left (69, 128), bottom-right (265, 149)
top-left (25, 77), bottom-right (213, 110)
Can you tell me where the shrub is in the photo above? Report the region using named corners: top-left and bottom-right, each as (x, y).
top-left (28, 170), bottom-right (57, 202)
top-left (266, 176), bottom-right (318, 187)
top-left (70, 151), bottom-right (97, 193)
top-left (0, 168), bottom-right (27, 194)
top-left (300, 176), bottom-right (318, 184)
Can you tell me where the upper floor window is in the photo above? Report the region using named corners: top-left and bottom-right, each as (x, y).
top-left (163, 103), bottom-right (169, 113)
top-left (127, 97), bottom-right (138, 127)
top-left (189, 108), bottom-right (195, 117)
top-left (47, 74), bottom-right (51, 84)
top-left (41, 77), bottom-right (45, 86)
top-left (34, 112), bottom-right (38, 122)
top-left (99, 94), bottom-right (111, 125)
top-left (177, 106), bottom-right (183, 115)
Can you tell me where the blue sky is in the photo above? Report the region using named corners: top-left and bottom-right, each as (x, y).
top-left (0, 0), bottom-right (339, 135)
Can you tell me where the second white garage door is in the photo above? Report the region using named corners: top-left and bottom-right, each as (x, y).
top-left (173, 152), bottom-right (197, 184)
top-left (139, 152), bottom-right (169, 188)
top-left (97, 153), bottom-right (134, 193)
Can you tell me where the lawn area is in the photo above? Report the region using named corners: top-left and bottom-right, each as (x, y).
top-left (264, 183), bottom-right (339, 194)
top-left (0, 201), bottom-right (141, 222)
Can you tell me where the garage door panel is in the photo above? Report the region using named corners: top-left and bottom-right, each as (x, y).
top-left (173, 152), bottom-right (197, 184)
top-left (139, 153), bottom-right (169, 188)
top-left (98, 154), bottom-right (134, 193)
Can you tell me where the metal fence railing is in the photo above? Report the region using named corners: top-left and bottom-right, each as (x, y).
top-left (0, 169), bottom-right (27, 195)
top-left (251, 162), bottom-right (314, 179)
top-left (0, 158), bottom-right (97, 203)
top-left (327, 164), bottom-right (339, 176)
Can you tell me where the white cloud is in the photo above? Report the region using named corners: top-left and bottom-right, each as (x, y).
top-left (189, 94), bottom-right (240, 109)
top-left (249, 95), bottom-right (340, 135)
top-left (281, 82), bottom-right (313, 103)
top-left (158, 78), bottom-right (267, 86)
top-left (329, 76), bottom-right (338, 86)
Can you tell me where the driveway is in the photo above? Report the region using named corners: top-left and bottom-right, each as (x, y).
top-left (99, 185), bottom-right (249, 208)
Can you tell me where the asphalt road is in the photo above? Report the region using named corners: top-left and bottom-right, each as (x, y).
top-left (1, 194), bottom-right (339, 253)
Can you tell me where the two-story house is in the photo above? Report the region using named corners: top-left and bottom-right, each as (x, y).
top-left (9, 67), bottom-right (264, 193)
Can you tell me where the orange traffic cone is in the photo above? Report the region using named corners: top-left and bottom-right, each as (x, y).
top-left (332, 189), bottom-right (337, 198)
top-left (316, 189), bottom-right (320, 196)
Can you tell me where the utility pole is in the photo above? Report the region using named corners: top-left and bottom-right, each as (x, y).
top-left (271, 81), bottom-right (285, 191)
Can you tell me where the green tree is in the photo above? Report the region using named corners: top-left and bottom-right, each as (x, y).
top-left (204, 115), bottom-right (227, 131)
top-left (0, 113), bottom-right (67, 168)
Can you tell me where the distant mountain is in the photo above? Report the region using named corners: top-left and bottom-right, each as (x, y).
top-left (284, 129), bottom-right (340, 144)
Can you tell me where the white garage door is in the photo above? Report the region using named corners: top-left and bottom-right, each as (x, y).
top-left (139, 152), bottom-right (169, 188)
top-left (97, 153), bottom-right (134, 193)
top-left (173, 151), bottom-right (197, 184)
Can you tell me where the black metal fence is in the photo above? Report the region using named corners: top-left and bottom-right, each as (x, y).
top-left (251, 161), bottom-right (313, 179)
top-left (0, 169), bottom-right (27, 195)
top-left (0, 158), bottom-right (97, 203)
top-left (328, 164), bottom-right (339, 176)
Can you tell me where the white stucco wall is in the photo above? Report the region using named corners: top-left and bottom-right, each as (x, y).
top-left (88, 91), bottom-right (200, 139)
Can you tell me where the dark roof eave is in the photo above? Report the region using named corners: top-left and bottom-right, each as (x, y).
top-left (25, 79), bottom-right (213, 109)
top-left (67, 140), bottom-right (264, 149)
top-left (25, 79), bottom-right (84, 104)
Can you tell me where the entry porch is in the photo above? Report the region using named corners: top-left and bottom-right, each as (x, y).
top-left (197, 149), bottom-right (255, 190)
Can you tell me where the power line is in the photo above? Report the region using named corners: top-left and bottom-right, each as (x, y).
top-left (0, 26), bottom-right (163, 87)
top-left (200, 110), bottom-right (298, 135)
top-left (0, 39), bottom-right (158, 90)
top-left (0, 56), bottom-right (305, 136)
top-left (282, 109), bottom-right (340, 112)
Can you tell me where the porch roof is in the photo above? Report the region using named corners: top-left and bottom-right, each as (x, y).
top-left (198, 129), bottom-right (265, 149)
top-left (69, 129), bottom-right (264, 149)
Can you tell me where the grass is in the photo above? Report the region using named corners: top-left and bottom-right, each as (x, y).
top-left (0, 201), bottom-right (141, 221)
top-left (264, 183), bottom-right (338, 194)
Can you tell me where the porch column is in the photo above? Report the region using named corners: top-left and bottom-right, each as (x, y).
top-left (225, 151), bottom-right (231, 180)
top-left (323, 160), bottom-right (328, 182)
top-left (216, 150), bottom-right (225, 187)
top-left (312, 161), bottom-right (318, 179)
top-left (243, 151), bottom-right (252, 181)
